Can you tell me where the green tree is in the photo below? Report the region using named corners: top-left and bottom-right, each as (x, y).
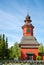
top-left (0, 35), bottom-right (2, 58)
top-left (9, 42), bottom-right (21, 60)
top-left (5, 37), bottom-right (9, 59)
top-left (0, 34), bottom-right (1, 44)
top-left (6, 37), bottom-right (8, 49)
top-left (13, 42), bottom-right (21, 59)
top-left (1, 34), bottom-right (5, 59)
top-left (0, 44), bottom-right (2, 59)
top-left (9, 46), bottom-right (14, 59)
top-left (38, 43), bottom-right (44, 53)
top-left (43, 46), bottom-right (44, 53)
top-left (0, 34), bottom-right (9, 59)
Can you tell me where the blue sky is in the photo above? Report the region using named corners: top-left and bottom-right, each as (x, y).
top-left (0, 0), bottom-right (44, 47)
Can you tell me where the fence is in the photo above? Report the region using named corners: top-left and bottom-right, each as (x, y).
top-left (0, 60), bottom-right (44, 65)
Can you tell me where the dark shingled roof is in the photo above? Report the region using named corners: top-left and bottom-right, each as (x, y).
top-left (20, 36), bottom-right (39, 44)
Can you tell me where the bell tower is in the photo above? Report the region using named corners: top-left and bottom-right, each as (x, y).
top-left (22, 14), bottom-right (34, 36)
top-left (19, 13), bottom-right (40, 60)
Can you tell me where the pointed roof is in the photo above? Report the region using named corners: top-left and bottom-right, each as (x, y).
top-left (19, 36), bottom-right (40, 48)
top-left (20, 36), bottom-right (39, 44)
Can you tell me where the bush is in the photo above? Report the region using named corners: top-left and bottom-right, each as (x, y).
top-left (36, 56), bottom-right (42, 60)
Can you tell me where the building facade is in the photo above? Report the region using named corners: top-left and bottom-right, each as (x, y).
top-left (19, 14), bottom-right (44, 60)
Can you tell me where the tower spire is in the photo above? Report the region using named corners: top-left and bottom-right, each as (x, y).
top-left (24, 10), bottom-right (31, 23)
top-left (27, 8), bottom-right (29, 16)
top-left (27, 9), bottom-right (29, 16)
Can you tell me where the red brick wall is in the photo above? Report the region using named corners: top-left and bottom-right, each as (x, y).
top-left (23, 27), bottom-right (33, 36)
top-left (21, 48), bottom-right (38, 60)
top-left (40, 55), bottom-right (44, 60)
top-left (42, 56), bottom-right (44, 60)
top-left (22, 25), bottom-right (34, 36)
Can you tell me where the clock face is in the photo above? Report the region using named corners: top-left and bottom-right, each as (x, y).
top-left (27, 28), bottom-right (30, 32)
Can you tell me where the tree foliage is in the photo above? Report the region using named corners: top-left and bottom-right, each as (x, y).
top-left (0, 34), bottom-right (20, 60)
top-left (9, 42), bottom-right (21, 60)
top-left (38, 43), bottom-right (44, 53)
top-left (36, 56), bottom-right (42, 60)
top-left (9, 46), bottom-right (13, 59)
top-left (0, 34), bottom-right (9, 59)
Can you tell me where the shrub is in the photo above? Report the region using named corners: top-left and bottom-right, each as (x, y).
top-left (36, 56), bottom-right (42, 60)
